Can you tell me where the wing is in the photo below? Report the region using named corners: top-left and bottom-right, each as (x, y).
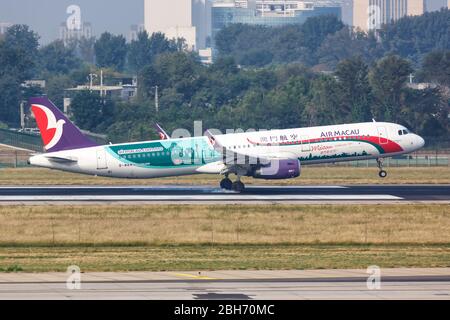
top-left (205, 131), bottom-right (301, 179)
top-left (205, 130), bottom-right (293, 165)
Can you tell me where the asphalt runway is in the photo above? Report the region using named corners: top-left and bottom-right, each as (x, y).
top-left (0, 269), bottom-right (449, 300)
top-left (0, 184), bottom-right (449, 204)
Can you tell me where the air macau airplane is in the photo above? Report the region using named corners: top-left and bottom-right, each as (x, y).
top-left (28, 97), bottom-right (425, 192)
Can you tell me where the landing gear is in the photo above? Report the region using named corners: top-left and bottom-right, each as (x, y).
top-left (232, 180), bottom-right (245, 192)
top-left (220, 177), bottom-right (233, 190)
top-left (379, 170), bottom-right (387, 178)
top-left (377, 158), bottom-right (387, 178)
top-left (220, 175), bottom-right (245, 192)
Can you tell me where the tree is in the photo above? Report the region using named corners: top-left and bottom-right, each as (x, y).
top-left (0, 25), bottom-right (39, 125)
top-left (300, 14), bottom-right (344, 52)
top-left (128, 31), bottom-right (153, 73)
top-left (70, 91), bottom-right (115, 132)
top-left (1, 25), bottom-right (39, 81)
top-left (420, 50), bottom-right (450, 86)
top-left (379, 9), bottom-right (450, 66)
top-left (402, 87), bottom-right (448, 137)
top-left (94, 33), bottom-right (127, 71)
top-left (77, 37), bottom-right (96, 64)
top-left (45, 75), bottom-right (75, 109)
top-left (39, 40), bottom-right (82, 74)
top-left (369, 55), bottom-right (413, 121)
top-left (0, 75), bottom-right (21, 124)
top-left (308, 75), bottom-right (342, 126)
top-left (128, 31), bottom-right (180, 73)
top-left (318, 27), bottom-right (381, 69)
top-left (335, 56), bottom-right (372, 122)
top-left (214, 15), bottom-right (344, 67)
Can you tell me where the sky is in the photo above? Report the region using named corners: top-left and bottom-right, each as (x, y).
top-left (0, 0), bottom-right (144, 44)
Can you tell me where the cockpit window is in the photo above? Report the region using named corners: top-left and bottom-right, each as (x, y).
top-left (403, 130), bottom-right (408, 135)
top-left (398, 130), bottom-right (403, 136)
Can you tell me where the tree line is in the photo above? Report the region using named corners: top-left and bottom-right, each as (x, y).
top-left (216, 9), bottom-right (450, 69)
top-left (0, 10), bottom-right (448, 144)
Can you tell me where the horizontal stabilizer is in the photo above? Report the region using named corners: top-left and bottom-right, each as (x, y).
top-left (45, 156), bottom-right (78, 163)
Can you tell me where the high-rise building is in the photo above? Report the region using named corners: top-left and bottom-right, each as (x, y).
top-left (144, 0), bottom-right (211, 50)
top-left (340, 0), bottom-right (354, 25)
top-left (353, 0), bottom-right (432, 32)
top-left (128, 24), bottom-right (145, 42)
top-left (59, 22), bottom-right (93, 45)
top-left (212, 1), bottom-right (341, 47)
top-left (408, 0), bottom-right (424, 16)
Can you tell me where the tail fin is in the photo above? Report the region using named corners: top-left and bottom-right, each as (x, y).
top-left (155, 123), bottom-right (170, 140)
top-left (29, 97), bottom-right (98, 152)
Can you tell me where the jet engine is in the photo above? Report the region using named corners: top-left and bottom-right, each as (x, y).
top-left (252, 159), bottom-right (301, 180)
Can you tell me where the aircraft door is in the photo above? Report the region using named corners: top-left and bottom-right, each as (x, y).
top-left (96, 149), bottom-right (108, 169)
top-left (301, 136), bottom-right (311, 152)
top-left (377, 127), bottom-right (388, 145)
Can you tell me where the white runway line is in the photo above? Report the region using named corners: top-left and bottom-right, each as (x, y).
top-left (0, 195), bottom-right (403, 201)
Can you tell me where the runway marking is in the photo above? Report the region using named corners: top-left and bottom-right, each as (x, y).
top-left (173, 273), bottom-right (217, 280)
top-left (0, 195), bottom-right (403, 201)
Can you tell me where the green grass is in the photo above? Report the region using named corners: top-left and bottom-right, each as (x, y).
top-left (0, 244), bottom-right (448, 272)
top-left (0, 204), bottom-right (449, 272)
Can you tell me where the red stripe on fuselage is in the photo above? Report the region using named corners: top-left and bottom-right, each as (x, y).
top-left (247, 136), bottom-right (403, 154)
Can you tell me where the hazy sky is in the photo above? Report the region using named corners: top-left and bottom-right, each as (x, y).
top-left (0, 0), bottom-right (144, 44)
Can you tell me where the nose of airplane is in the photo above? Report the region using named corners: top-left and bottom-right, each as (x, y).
top-left (416, 135), bottom-right (425, 149)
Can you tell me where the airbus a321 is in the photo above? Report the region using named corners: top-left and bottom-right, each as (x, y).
top-left (28, 97), bottom-right (425, 192)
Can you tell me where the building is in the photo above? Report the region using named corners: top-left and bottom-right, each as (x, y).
top-left (212, 1), bottom-right (341, 46)
top-left (199, 48), bottom-right (213, 64)
top-left (340, 0), bottom-right (353, 25)
top-left (59, 22), bottom-right (93, 45)
top-left (128, 24), bottom-right (145, 42)
top-left (64, 76), bottom-right (138, 113)
top-left (353, 0), bottom-right (449, 32)
top-left (144, 0), bottom-right (212, 50)
top-left (0, 22), bottom-right (13, 35)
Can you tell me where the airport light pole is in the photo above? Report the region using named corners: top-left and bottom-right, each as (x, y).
top-left (88, 73), bottom-right (98, 91)
top-left (153, 85), bottom-right (159, 113)
top-left (20, 100), bottom-right (25, 129)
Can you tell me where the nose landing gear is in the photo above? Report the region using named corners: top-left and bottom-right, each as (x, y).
top-left (377, 158), bottom-right (387, 178)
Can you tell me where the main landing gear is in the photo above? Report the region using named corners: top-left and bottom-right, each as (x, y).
top-left (220, 175), bottom-right (245, 192)
top-left (377, 158), bottom-right (387, 178)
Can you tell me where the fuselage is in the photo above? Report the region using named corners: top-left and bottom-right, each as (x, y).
top-left (29, 122), bottom-right (425, 179)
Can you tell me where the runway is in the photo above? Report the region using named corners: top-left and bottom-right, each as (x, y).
top-left (0, 184), bottom-right (449, 204)
top-left (0, 268), bottom-right (449, 300)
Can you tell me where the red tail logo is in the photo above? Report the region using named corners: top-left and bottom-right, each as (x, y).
top-left (31, 104), bottom-right (66, 150)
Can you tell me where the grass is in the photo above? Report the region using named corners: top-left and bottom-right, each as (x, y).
top-left (0, 166), bottom-right (449, 185)
top-left (0, 204), bottom-right (449, 272)
top-left (1, 244), bottom-right (449, 273)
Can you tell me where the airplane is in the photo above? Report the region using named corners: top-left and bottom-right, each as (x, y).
top-left (28, 97), bottom-right (425, 192)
